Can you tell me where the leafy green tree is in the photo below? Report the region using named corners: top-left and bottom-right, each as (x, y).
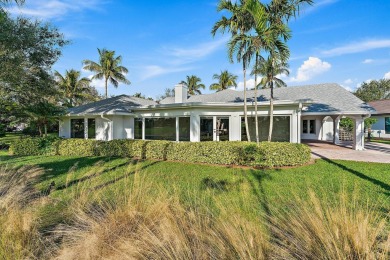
top-left (132, 92), bottom-right (153, 100)
top-left (0, 11), bottom-right (68, 108)
top-left (83, 48), bottom-right (131, 99)
top-left (157, 88), bottom-right (175, 101)
top-left (180, 75), bottom-right (205, 95)
top-left (54, 69), bottom-right (95, 107)
top-left (255, 54), bottom-right (289, 141)
top-left (25, 101), bottom-right (65, 137)
top-left (354, 79), bottom-right (390, 102)
top-left (209, 70), bottom-right (238, 91)
top-left (213, 0), bottom-right (255, 141)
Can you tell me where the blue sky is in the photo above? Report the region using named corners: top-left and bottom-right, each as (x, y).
top-left (7, 0), bottom-right (390, 99)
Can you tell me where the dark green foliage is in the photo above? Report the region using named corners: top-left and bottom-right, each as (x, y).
top-left (0, 124), bottom-right (5, 137)
top-left (354, 79), bottom-right (390, 102)
top-left (11, 138), bottom-right (311, 167)
top-left (10, 136), bottom-right (60, 156)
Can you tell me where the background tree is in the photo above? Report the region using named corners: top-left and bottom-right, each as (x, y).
top-left (157, 88), bottom-right (175, 101)
top-left (180, 75), bottom-right (205, 95)
top-left (209, 70), bottom-right (238, 91)
top-left (83, 48), bottom-right (130, 99)
top-left (132, 92), bottom-right (154, 100)
top-left (354, 79), bottom-right (390, 102)
top-left (54, 69), bottom-right (93, 107)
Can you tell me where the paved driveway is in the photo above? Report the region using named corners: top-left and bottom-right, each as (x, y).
top-left (304, 140), bottom-right (390, 163)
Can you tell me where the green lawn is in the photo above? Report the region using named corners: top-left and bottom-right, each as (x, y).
top-left (0, 153), bottom-right (389, 228)
top-left (370, 138), bottom-right (390, 145)
top-left (0, 153), bottom-right (389, 258)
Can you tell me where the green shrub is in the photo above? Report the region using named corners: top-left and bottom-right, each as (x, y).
top-left (254, 142), bottom-right (311, 167)
top-left (14, 138), bottom-right (311, 168)
top-left (10, 137), bottom-right (60, 156)
top-left (57, 139), bottom-right (96, 156)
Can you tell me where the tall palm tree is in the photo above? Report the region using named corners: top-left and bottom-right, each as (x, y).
top-left (54, 69), bottom-right (91, 107)
top-left (255, 54), bottom-right (289, 142)
top-left (213, 0), bottom-right (255, 142)
top-left (210, 70), bottom-right (238, 91)
top-left (83, 48), bottom-right (130, 99)
top-left (180, 75), bottom-right (205, 95)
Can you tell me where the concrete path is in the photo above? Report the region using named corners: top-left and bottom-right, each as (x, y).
top-left (304, 140), bottom-right (390, 163)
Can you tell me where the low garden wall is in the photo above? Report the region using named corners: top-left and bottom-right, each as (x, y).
top-left (10, 137), bottom-right (311, 168)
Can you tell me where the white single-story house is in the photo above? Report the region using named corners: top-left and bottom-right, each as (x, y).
top-left (368, 99), bottom-right (390, 139)
top-left (59, 83), bottom-right (374, 150)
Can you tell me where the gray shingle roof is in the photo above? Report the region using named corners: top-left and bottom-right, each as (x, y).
top-left (160, 83), bottom-right (373, 114)
top-left (68, 95), bottom-right (157, 115)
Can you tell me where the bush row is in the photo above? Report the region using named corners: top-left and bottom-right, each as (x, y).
top-left (10, 138), bottom-right (311, 168)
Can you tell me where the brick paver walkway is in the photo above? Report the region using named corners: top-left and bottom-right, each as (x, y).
top-left (303, 140), bottom-right (390, 163)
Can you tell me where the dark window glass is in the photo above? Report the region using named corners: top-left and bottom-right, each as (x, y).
top-left (134, 118), bottom-right (142, 139)
top-left (385, 117), bottom-right (390, 134)
top-left (179, 117), bottom-right (190, 141)
top-left (145, 118), bottom-right (176, 141)
top-left (200, 117), bottom-right (213, 141)
top-left (302, 120), bottom-right (308, 134)
top-left (241, 116), bottom-right (290, 142)
top-left (88, 119), bottom-right (96, 139)
top-left (310, 120), bottom-right (315, 134)
top-left (71, 119), bottom-right (84, 138)
top-left (216, 117), bottom-right (229, 141)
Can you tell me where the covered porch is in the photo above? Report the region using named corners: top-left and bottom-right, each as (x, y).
top-left (301, 114), bottom-right (367, 151)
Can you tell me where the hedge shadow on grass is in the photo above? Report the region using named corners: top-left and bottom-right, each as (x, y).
top-left (312, 152), bottom-right (390, 195)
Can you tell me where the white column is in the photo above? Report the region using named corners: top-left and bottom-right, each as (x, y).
top-left (213, 116), bottom-right (217, 141)
top-left (142, 118), bottom-right (145, 140)
top-left (176, 117), bottom-right (179, 142)
top-left (190, 113), bottom-right (200, 142)
top-left (353, 117), bottom-right (364, 150)
top-left (296, 109), bottom-right (301, 143)
top-left (332, 116), bottom-right (340, 145)
top-left (84, 118), bottom-right (88, 139)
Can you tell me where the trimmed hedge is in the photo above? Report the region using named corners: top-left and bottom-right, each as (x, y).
top-left (10, 136), bottom-right (60, 156)
top-left (11, 138), bottom-right (311, 168)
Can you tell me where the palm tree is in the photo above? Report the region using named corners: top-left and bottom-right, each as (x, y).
top-left (180, 75), bottom-right (205, 95)
top-left (54, 69), bottom-right (91, 107)
top-left (213, 0), bottom-right (255, 142)
top-left (83, 48), bottom-right (130, 99)
top-left (209, 70), bottom-right (238, 91)
top-left (255, 54), bottom-right (289, 142)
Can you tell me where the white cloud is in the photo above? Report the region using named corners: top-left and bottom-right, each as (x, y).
top-left (344, 78), bottom-right (353, 84)
top-left (163, 37), bottom-right (228, 65)
top-left (290, 57), bottom-right (331, 82)
top-left (139, 65), bottom-right (192, 81)
top-left (322, 39), bottom-right (390, 57)
top-left (237, 79), bottom-right (256, 91)
top-left (384, 71), bottom-right (390, 79)
top-left (7, 0), bottom-right (106, 20)
top-left (362, 59), bottom-right (374, 64)
top-left (340, 84), bottom-right (354, 92)
top-left (87, 75), bottom-right (105, 89)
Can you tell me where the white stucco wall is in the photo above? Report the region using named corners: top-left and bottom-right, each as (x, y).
top-left (96, 116), bottom-right (112, 141)
top-left (301, 115), bottom-right (334, 141)
top-left (370, 115), bottom-right (390, 138)
top-left (59, 118), bottom-right (70, 138)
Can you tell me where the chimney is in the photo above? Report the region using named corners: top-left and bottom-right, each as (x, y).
top-left (174, 83), bottom-right (188, 103)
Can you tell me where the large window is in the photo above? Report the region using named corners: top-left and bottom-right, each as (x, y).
top-left (71, 119), bottom-right (84, 138)
top-left (200, 117), bottom-right (213, 141)
top-left (302, 119), bottom-right (316, 134)
top-left (87, 119), bottom-right (96, 139)
top-left (385, 117), bottom-right (390, 134)
top-left (179, 117), bottom-right (190, 141)
top-left (134, 118), bottom-right (142, 139)
top-left (145, 118), bottom-right (176, 141)
top-left (241, 116), bottom-right (290, 142)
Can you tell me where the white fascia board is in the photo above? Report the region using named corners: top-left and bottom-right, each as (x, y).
top-left (302, 111), bottom-right (371, 116)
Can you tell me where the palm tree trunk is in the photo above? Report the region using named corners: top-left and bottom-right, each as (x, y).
top-left (254, 53), bottom-right (259, 145)
top-left (243, 64), bottom-right (251, 142)
top-left (105, 77), bottom-right (108, 99)
top-left (268, 83), bottom-right (274, 142)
